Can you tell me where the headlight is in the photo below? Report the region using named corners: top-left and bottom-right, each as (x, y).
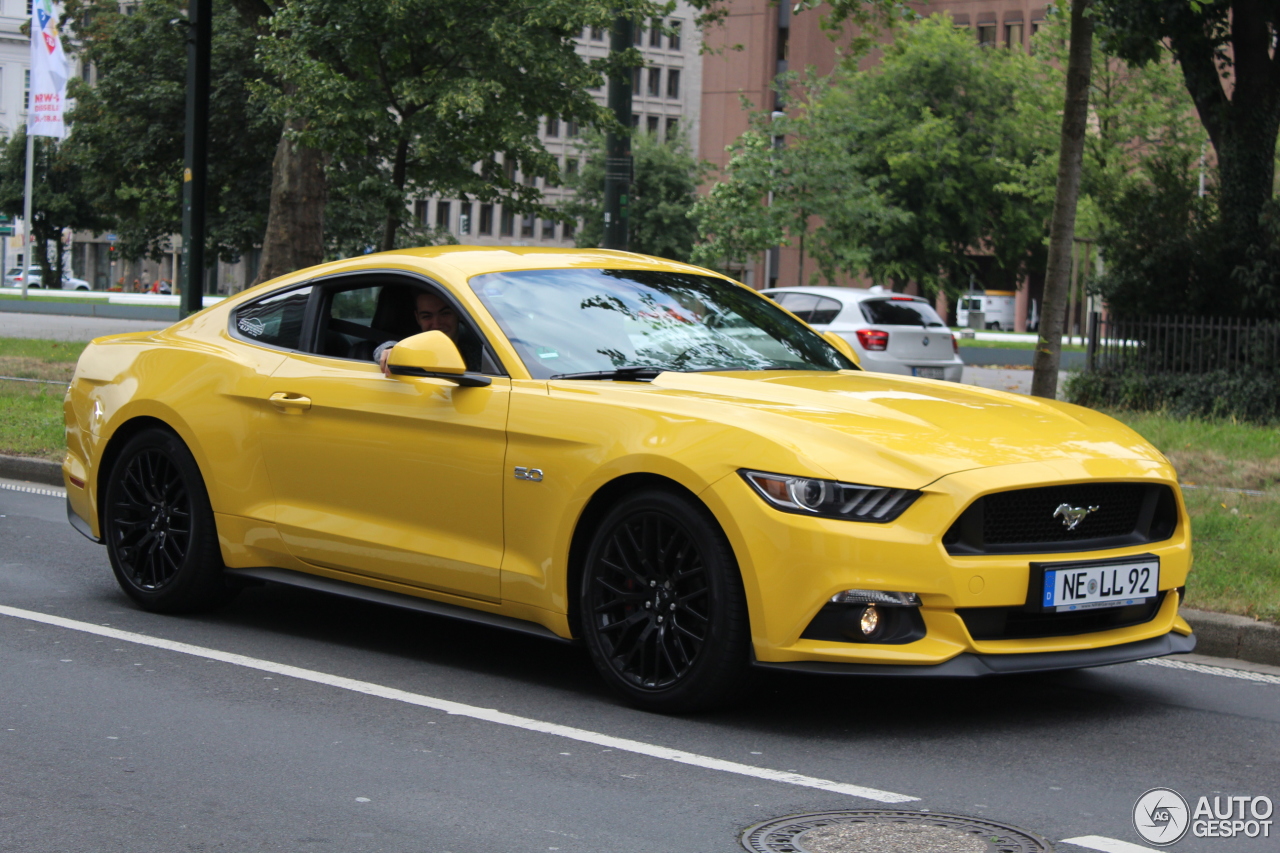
top-left (739, 470), bottom-right (920, 523)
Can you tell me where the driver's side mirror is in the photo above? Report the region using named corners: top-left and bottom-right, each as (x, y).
top-left (387, 331), bottom-right (491, 387)
top-left (823, 331), bottom-right (861, 367)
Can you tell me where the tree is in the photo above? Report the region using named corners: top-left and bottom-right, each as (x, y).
top-left (0, 130), bottom-right (110, 286)
top-left (1032, 0), bottom-right (1094, 400)
top-left (1096, 0), bottom-right (1280, 314)
top-left (563, 129), bottom-right (708, 262)
top-left (693, 16), bottom-right (1054, 296)
top-left (65, 0), bottom-right (278, 269)
top-left (255, 0), bottom-right (671, 253)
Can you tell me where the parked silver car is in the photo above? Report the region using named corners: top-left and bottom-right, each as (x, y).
top-left (4, 266), bottom-right (92, 290)
top-left (763, 285), bottom-right (963, 381)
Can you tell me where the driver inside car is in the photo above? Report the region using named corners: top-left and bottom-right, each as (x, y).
top-left (373, 291), bottom-right (477, 377)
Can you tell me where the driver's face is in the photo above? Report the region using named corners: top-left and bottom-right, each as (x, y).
top-left (415, 292), bottom-right (458, 340)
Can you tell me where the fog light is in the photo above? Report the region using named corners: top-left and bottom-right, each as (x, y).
top-left (860, 604), bottom-right (881, 636)
top-left (831, 589), bottom-right (920, 606)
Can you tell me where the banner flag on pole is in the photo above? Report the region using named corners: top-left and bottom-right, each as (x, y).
top-left (29, 0), bottom-right (70, 139)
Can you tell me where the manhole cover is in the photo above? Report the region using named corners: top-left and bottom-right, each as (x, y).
top-left (741, 810), bottom-right (1050, 853)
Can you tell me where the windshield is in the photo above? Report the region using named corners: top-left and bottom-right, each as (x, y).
top-left (469, 268), bottom-right (854, 379)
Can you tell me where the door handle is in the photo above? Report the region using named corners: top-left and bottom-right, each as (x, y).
top-left (268, 392), bottom-right (312, 412)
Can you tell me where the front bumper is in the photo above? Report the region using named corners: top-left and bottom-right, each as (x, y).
top-left (755, 630), bottom-right (1196, 676)
top-left (701, 459), bottom-right (1193, 670)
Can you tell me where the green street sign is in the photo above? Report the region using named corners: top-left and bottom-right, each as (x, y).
top-left (0, 226), bottom-right (13, 236)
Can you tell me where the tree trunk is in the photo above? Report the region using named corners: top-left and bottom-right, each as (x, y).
top-left (381, 135), bottom-right (411, 253)
top-left (252, 113), bottom-right (327, 286)
top-left (1031, 0), bottom-right (1093, 400)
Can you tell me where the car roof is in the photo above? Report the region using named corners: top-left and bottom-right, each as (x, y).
top-left (375, 246), bottom-right (722, 279)
top-left (761, 286), bottom-right (929, 304)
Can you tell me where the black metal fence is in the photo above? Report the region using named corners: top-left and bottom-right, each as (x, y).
top-left (1086, 314), bottom-right (1280, 374)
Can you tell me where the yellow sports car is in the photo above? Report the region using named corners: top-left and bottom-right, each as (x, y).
top-left (63, 248), bottom-right (1194, 711)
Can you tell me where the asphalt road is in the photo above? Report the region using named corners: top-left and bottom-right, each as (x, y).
top-left (2, 480), bottom-right (1276, 853)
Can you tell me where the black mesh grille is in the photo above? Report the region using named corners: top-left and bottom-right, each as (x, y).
top-left (959, 594), bottom-right (1165, 641)
top-left (985, 483), bottom-right (1145, 544)
top-left (944, 483), bottom-right (1178, 555)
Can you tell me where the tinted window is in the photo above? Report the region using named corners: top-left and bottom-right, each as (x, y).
top-left (809, 297), bottom-right (843, 325)
top-left (234, 286), bottom-right (311, 349)
top-left (859, 298), bottom-right (945, 327)
top-left (774, 292), bottom-right (818, 321)
top-left (470, 269), bottom-right (853, 378)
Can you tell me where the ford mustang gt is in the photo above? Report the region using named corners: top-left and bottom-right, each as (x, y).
top-left (63, 247), bottom-right (1195, 711)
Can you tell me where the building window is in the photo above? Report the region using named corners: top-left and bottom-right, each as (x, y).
top-left (500, 207), bottom-right (514, 237)
top-left (565, 158), bottom-right (579, 177)
top-left (631, 113), bottom-right (640, 127)
top-left (414, 199), bottom-right (428, 225)
top-left (646, 115), bottom-right (659, 135)
top-left (649, 18), bottom-right (662, 47)
top-left (647, 67), bottom-right (661, 97)
top-left (566, 120), bottom-right (579, 137)
top-left (1006, 23), bottom-right (1024, 48)
top-left (23, 69), bottom-right (30, 112)
top-left (564, 220), bottom-right (576, 240)
top-left (977, 24), bottom-right (996, 46)
top-left (633, 24), bottom-right (643, 45)
top-left (666, 68), bottom-right (680, 99)
top-left (590, 26), bottom-right (604, 41)
top-left (541, 218), bottom-right (556, 240)
top-left (669, 21), bottom-right (681, 50)
top-left (632, 66), bottom-right (642, 93)
top-left (546, 116), bottom-right (559, 137)
top-left (504, 158), bottom-right (517, 183)
top-left (479, 203), bottom-right (494, 235)
top-left (436, 201), bottom-right (451, 230)
top-left (459, 202), bottom-right (472, 235)
top-left (665, 116), bottom-right (679, 141)
top-left (521, 214), bottom-right (535, 238)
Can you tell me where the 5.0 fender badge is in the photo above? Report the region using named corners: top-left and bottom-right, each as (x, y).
top-left (514, 466), bottom-right (544, 482)
top-left (1053, 502), bottom-right (1100, 531)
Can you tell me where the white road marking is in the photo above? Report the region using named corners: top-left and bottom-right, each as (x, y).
top-left (0, 603), bottom-right (916, 804)
top-left (1139, 657), bottom-right (1280, 685)
top-left (0, 480), bottom-right (65, 499)
top-left (1061, 835), bottom-right (1159, 853)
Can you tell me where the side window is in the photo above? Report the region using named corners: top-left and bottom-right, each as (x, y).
top-left (809, 297), bottom-right (843, 325)
top-left (775, 292), bottom-right (818, 322)
top-left (233, 286), bottom-right (311, 350)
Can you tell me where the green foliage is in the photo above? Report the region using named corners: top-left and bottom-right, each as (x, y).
top-left (64, 0), bottom-right (277, 264)
top-left (0, 130), bottom-right (109, 285)
top-left (693, 16), bottom-right (1054, 294)
top-left (1066, 368), bottom-right (1280, 424)
top-left (562, 130), bottom-right (708, 262)
top-left (255, 0), bottom-right (670, 252)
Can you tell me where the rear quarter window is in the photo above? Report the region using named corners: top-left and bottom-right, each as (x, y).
top-left (233, 286), bottom-right (312, 350)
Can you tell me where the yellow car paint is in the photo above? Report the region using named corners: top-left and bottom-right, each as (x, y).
top-left (65, 247), bottom-right (1192, 671)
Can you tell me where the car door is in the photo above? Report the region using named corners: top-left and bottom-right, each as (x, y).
top-left (255, 275), bottom-right (509, 602)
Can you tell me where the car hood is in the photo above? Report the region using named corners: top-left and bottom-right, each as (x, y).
top-left (638, 370), bottom-right (1170, 487)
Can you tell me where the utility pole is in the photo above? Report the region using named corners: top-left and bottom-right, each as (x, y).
top-left (180, 0), bottom-right (211, 317)
top-left (602, 16), bottom-right (633, 251)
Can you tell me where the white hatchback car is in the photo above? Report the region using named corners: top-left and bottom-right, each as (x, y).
top-left (4, 266), bottom-right (92, 290)
top-left (763, 285), bottom-right (964, 382)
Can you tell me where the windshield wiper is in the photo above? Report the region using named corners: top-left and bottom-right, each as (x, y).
top-left (550, 366), bottom-right (666, 381)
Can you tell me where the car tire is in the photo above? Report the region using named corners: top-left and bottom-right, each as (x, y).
top-left (580, 488), bottom-right (750, 713)
top-left (102, 427), bottom-right (236, 613)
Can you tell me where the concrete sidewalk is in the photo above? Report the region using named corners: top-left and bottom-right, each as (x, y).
top-left (0, 312), bottom-right (167, 340)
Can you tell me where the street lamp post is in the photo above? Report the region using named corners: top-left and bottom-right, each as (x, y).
top-left (180, 0), bottom-right (211, 317)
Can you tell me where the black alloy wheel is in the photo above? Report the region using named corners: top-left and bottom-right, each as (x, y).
top-left (581, 489), bottom-right (749, 712)
top-left (103, 427), bottom-right (235, 613)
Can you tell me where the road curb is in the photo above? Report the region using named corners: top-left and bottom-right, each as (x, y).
top-left (1, 451), bottom-right (1276, 666)
top-left (1180, 608), bottom-right (1280, 668)
top-left (0, 453), bottom-right (63, 486)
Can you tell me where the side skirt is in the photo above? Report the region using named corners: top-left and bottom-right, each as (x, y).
top-left (224, 566), bottom-right (573, 644)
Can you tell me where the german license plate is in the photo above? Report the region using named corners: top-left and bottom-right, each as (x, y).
top-left (1036, 555), bottom-right (1160, 612)
top-left (912, 367), bottom-right (945, 379)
